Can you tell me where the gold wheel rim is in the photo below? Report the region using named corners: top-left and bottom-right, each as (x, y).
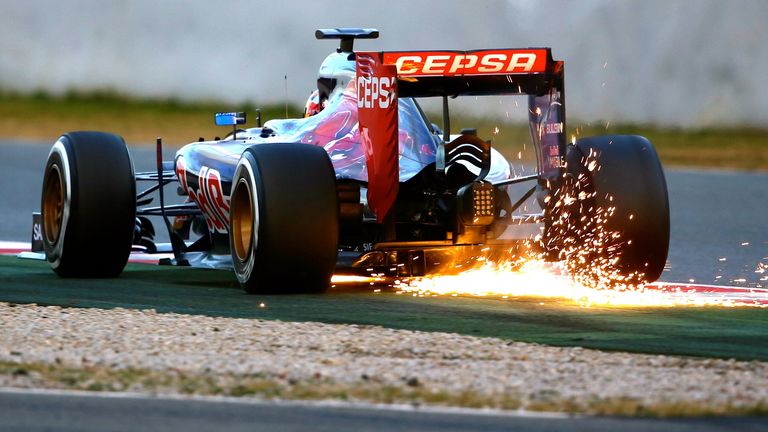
top-left (231, 178), bottom-right (253, 262)
top-left (43, 164), bottom-right (64, 244)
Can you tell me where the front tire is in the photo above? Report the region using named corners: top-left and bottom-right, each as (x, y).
top-left (229, 144), bottom-right (339, 294)
top-left (41, 131), bottom-right (136, 277)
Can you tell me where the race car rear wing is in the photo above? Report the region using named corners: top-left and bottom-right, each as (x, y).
top-left (356, 48), bottom-right (566, 222)
top-left (381, 49), bottom-right (560, 97)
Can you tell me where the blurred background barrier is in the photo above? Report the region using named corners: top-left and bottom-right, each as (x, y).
top-left (1, 0), bottom-right (766, 127)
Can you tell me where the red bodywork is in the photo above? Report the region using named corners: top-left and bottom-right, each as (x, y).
top-left (356, 52), bottom-right (399, 223)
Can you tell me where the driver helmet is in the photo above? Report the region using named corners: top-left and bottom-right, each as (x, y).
top-left (304, 51), bottom-right (356, 116)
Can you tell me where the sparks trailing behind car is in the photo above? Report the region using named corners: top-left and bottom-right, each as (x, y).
top-left (35, 28), bottom-right (669, 293)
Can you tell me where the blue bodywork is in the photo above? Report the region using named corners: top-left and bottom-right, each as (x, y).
top-left (175, 69), bottom-right (512, 235)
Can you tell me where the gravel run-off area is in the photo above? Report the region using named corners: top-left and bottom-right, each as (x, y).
top-left (1, 302), bottom-right (767, 416)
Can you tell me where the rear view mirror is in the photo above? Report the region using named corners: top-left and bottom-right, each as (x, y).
top-left (215, 112), bottom-right (246, 126)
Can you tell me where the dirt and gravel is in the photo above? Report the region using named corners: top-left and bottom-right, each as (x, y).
top-left (1, 302), bottom-right (767, 415)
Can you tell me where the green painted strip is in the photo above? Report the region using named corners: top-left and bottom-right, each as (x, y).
top-left (2, 256), bottom-right (766, 361)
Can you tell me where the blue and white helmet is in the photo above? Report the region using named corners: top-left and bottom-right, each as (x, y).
top-left (316, 51), bottom-right (355, 101)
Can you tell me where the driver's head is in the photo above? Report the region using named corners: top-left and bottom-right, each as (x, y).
top-left (304, 51), bottom-right (356, 117)
top-left (317, 52), bottom-right (355, 94)
top-left (303, 89), bottom-right (323, 117)
top-left (303, 77), bottom-right (336, 117)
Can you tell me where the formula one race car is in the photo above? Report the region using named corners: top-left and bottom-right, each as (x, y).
top-left (36, 28), bottom-right (669, 293)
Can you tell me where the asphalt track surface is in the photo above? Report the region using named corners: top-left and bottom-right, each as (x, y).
top-left (2, 389), bottom-right (767, 432)
top-left (1, 140), bottom-right (767, 430)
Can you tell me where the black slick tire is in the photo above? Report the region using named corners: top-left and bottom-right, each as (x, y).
top-left (229, 143), bottom-right (339, 294)
top-left (41, 131), bottom-right (136, 277)
top-left (544, 135), bottom-right (669, 284)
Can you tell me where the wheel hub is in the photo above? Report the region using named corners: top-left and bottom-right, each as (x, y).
top-left (43, 164), bottom-right (64, 244)
top-left (231, 178), bottom-right (253, 262)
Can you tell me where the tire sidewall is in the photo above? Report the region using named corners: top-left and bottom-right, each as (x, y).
top-left (230, 152), bottom-right (261, 285)
top-left (42, 138), bottom-right (75, 272)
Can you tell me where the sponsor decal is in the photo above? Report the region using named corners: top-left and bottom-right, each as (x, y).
top-left (352, 242), bottom-right (374, 253)
top-left (383, 49), bottom-right (548, 76)
top-left (356, 52), bottom-right (400, 223)
top-left (31, 212), bottom-right (43, 252)
top-left (32, 222), bottom-right (42, 241)
top-left (357, 76), bottom-right (395, 109)
top-left (545, 122), bottom-right (563, 135)
top-left (545, 145), bottom-right (561, 168)
top-left (176, 157), bottom-right (231, 234)
top-left (549, 155), bottom-right (562, 169)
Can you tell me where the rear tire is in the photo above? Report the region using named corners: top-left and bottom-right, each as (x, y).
top-left (543, 135), bottom-right (669, 285)
top-left (229, 144), bottom-right (339, 294)
top-left (41, 131), bottom-right (136, 277)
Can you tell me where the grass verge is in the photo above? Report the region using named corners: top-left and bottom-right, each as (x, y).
top-left (1, 90), bottom-right (766, 171)
top-left (0, 90), bottom-right (303, 146)
top-left (2, 359), bottom-right (765, 417)
top-left (2, 255), bottom-right (768, 362)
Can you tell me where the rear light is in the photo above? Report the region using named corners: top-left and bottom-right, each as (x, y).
top-left (457, 181), bottom-right (495, 226)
